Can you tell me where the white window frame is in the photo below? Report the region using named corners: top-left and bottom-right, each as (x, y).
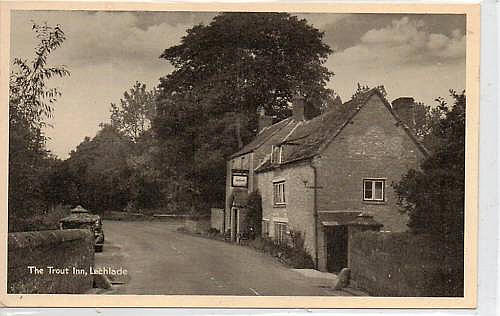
top-left (271, 145), bottom-right (282, 164)
top-left (363, 178), bottom-right (385, 202)
top-left (273, 181), bottom-right (286, 205)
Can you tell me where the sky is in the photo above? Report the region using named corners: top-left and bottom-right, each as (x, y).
top-left (10, 11), bottom-right (466, 159)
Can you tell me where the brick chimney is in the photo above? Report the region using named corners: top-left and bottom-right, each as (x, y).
top-left (258, 107), bottom-right (273, 133)
top-left (292, 93), bottom-right (305, 121)
top-left (392, 97), bottom-right (415, 129)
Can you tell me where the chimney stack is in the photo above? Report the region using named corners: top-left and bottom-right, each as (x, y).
top-left (328, 95), bottom-right (343, 112)
top-left (391, 97), bottom-right (415, 129)
top-left (258, 107), bottom-right (273, 133)
top-left (292, 93), bottom-right (305, 121)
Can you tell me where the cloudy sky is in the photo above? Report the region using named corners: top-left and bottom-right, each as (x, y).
top-left (10, 11), bottom-right (466, 159)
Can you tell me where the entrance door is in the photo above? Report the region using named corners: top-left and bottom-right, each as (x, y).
top-left (232, 208), bottom-right (238, 241)
top-left (326, 225), bottom-right (348, 273)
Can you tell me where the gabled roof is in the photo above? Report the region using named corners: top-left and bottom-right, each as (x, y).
top-left (230, 118), bottom-right (295, 158)
top-left (255, 88), bottom-right (429, 173)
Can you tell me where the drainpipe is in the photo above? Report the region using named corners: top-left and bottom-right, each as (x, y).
top-left (310, 160), bottom-right (319, 270)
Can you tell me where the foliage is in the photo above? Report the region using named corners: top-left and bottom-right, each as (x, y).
top-left (8, 23), bottom-right (70, 232)
top-left (242, 190), bottom-right (263, 239)
top-left (46, 81), bottom-right (166, 214)
top-left (110, 81), bottom-right (157, 142)
top-left (109, 82), bottom-right (165, 211)
top-left (63, 124), bottom-right (134, 213)
top-left (9, 205), bottom-right (71, 233)
top-left (393, 89), bottom-right (465, 294)
top-left (154, 12), bottom-right (335, 213)
top-left (247, 231), bottom-right (314, 269)
top-left (413, 101), bottom-right (448, 153)
top-left (9, 23), bottom-right (70, 132)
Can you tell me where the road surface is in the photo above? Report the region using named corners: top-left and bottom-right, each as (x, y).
top-left (95, 220), bottom-right (348, 296)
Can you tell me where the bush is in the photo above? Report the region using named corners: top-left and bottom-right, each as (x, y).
top-left (247, 231), bottom-right (314, 269)
top-left (207, 228), bottom-right (220, 237)
top-left (9, 205), bottom-right (71, 232)
top-left (242, 191), bottom-right (263, 239)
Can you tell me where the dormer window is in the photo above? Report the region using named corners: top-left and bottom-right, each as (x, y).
top-left (271, 145), bottom-right (282, 164)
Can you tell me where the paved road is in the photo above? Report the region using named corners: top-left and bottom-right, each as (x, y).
top-left (95, 220), bottom-right (348, 296)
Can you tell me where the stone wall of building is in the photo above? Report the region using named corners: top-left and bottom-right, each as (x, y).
top-left (257, 161), bottom-right (316, 262)
top-left (316, 93), bottom-right (425, 233)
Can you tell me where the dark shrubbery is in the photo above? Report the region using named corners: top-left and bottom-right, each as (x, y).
top-left (207, 228), bottom-right (220, 237)
top-left (247, 231), bottom-right (314, 269)
top-left (9, 205), bottom-right (71, 233)
top-left (242, 191), bottom-right (263, 239)
top-left (393, 91), bottom-right (465, 296)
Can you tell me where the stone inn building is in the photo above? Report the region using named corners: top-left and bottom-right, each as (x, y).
top-left (224, 88), bottom-right (428, 272)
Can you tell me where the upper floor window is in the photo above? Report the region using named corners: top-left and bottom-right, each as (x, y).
top-left (270, 145), bottom-right (282, 164)
top-left (363, 179), bottom-right (385, 201)
top-left (273, 181), bottom-right (286, 205)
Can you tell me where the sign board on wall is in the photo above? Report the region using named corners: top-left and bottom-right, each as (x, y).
top-left (231, 170), bottom-right (248, 188)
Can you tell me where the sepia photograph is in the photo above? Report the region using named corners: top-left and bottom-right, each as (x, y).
top-left (0, 1), bottom-right (480, 308)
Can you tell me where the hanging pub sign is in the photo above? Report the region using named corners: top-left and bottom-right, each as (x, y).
top-left (231, 169), bottom-right (249, 188)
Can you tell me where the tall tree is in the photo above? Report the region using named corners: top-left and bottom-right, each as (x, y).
top-left (65, 124), bottom-right (133, 213)
top-left (393, 91), bottom-right (465, 295)
top-left (8, 23), bottom-right (70, 231)
top-left (110, 81), bottom-right (157, 142)
top-left (394, 90), bottom-right (465, 241)
top-left (154, 13), bottom-right (335, 212)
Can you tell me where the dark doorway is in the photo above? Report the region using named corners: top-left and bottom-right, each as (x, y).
top-left (232, 208), bottom-right (238, 241)
top-left (326, 225), bottom-right (348, 273)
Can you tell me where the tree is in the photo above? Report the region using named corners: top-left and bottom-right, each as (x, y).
top-left (154, 13), bottom-right (335, 213)
top-left (413, 101), bottom-right (448, 153)
top-left (8, 23), bottom-right (70, 231)
top-left (110, 81), bottom-right (157, 142)
top-left (65, 124), bottom-right (134, 213)
top-left (393, 90), bottom-right (465, 294)
top-left (394, 90), bottom-right (465, 240)
top-left (242, 191), bottom-right (263, 239)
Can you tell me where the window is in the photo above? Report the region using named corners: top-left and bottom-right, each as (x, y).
top-left (262, 220), bottom-right (270, 237)
top-left (363, 179), bottom-right (385, 201)
top-left (273, 181), bottom-right (286, 205)
top-left (274, 222), bottom-right (288, 244)
top-left (271, 145), bottom-right (282, 164)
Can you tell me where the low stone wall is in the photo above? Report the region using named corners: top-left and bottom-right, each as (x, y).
top-left (349, 231), bottom-right (463, 297)
top-left (184, 217), bottom-right (211, 234)
top-left (210, 208), bottom-right (224, 232)
top-left (102, 211), bottom-right (148, 221)
top-left (8, 229), bottom-right (94, 294)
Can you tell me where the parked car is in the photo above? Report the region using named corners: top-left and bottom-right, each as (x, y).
top-left (59, 205), bottom-right (105, 252)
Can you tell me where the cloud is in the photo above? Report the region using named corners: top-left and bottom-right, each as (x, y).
top-left (10, 11), bottom-right (466, 158)
top-left (354, 16), bottom-right (465, 64)
top-left (293, 13), bottom-right (348, 29)
top-left (325, 16), bottom-right (465, 108)
top-left (11, 11), bottom-right (215, 68)
top-left (321, 13), bottom-right (465, 53)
